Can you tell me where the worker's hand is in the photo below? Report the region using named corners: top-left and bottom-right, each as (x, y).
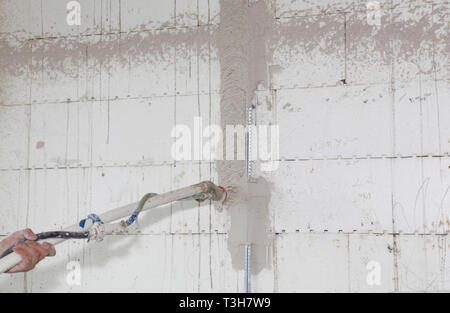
top-left (0, 229), bottom-right (56, 273)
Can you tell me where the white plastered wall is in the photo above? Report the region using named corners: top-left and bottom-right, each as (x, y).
top-left (0, 0), bottom-right (449, 292)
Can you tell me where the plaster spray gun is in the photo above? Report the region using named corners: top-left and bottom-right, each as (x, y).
top-left (0, 181), bottom-right (227, 274)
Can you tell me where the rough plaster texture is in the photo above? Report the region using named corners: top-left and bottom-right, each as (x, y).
top-left (0, 0), bottom-right (449, 292)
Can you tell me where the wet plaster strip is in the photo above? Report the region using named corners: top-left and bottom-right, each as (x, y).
top-left (216, 0), bottom-right (275, 275)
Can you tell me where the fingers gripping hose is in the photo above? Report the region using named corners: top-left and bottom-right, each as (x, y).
top-left (0, 194), bottom-right (159, 259)
top-left (0, 231), bottom-right (90, 259)
top-left (0, 181), bottom-right (226, 274)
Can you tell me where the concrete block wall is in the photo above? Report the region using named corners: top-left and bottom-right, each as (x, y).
top-left (0, 0), bottom-right (448, 292)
